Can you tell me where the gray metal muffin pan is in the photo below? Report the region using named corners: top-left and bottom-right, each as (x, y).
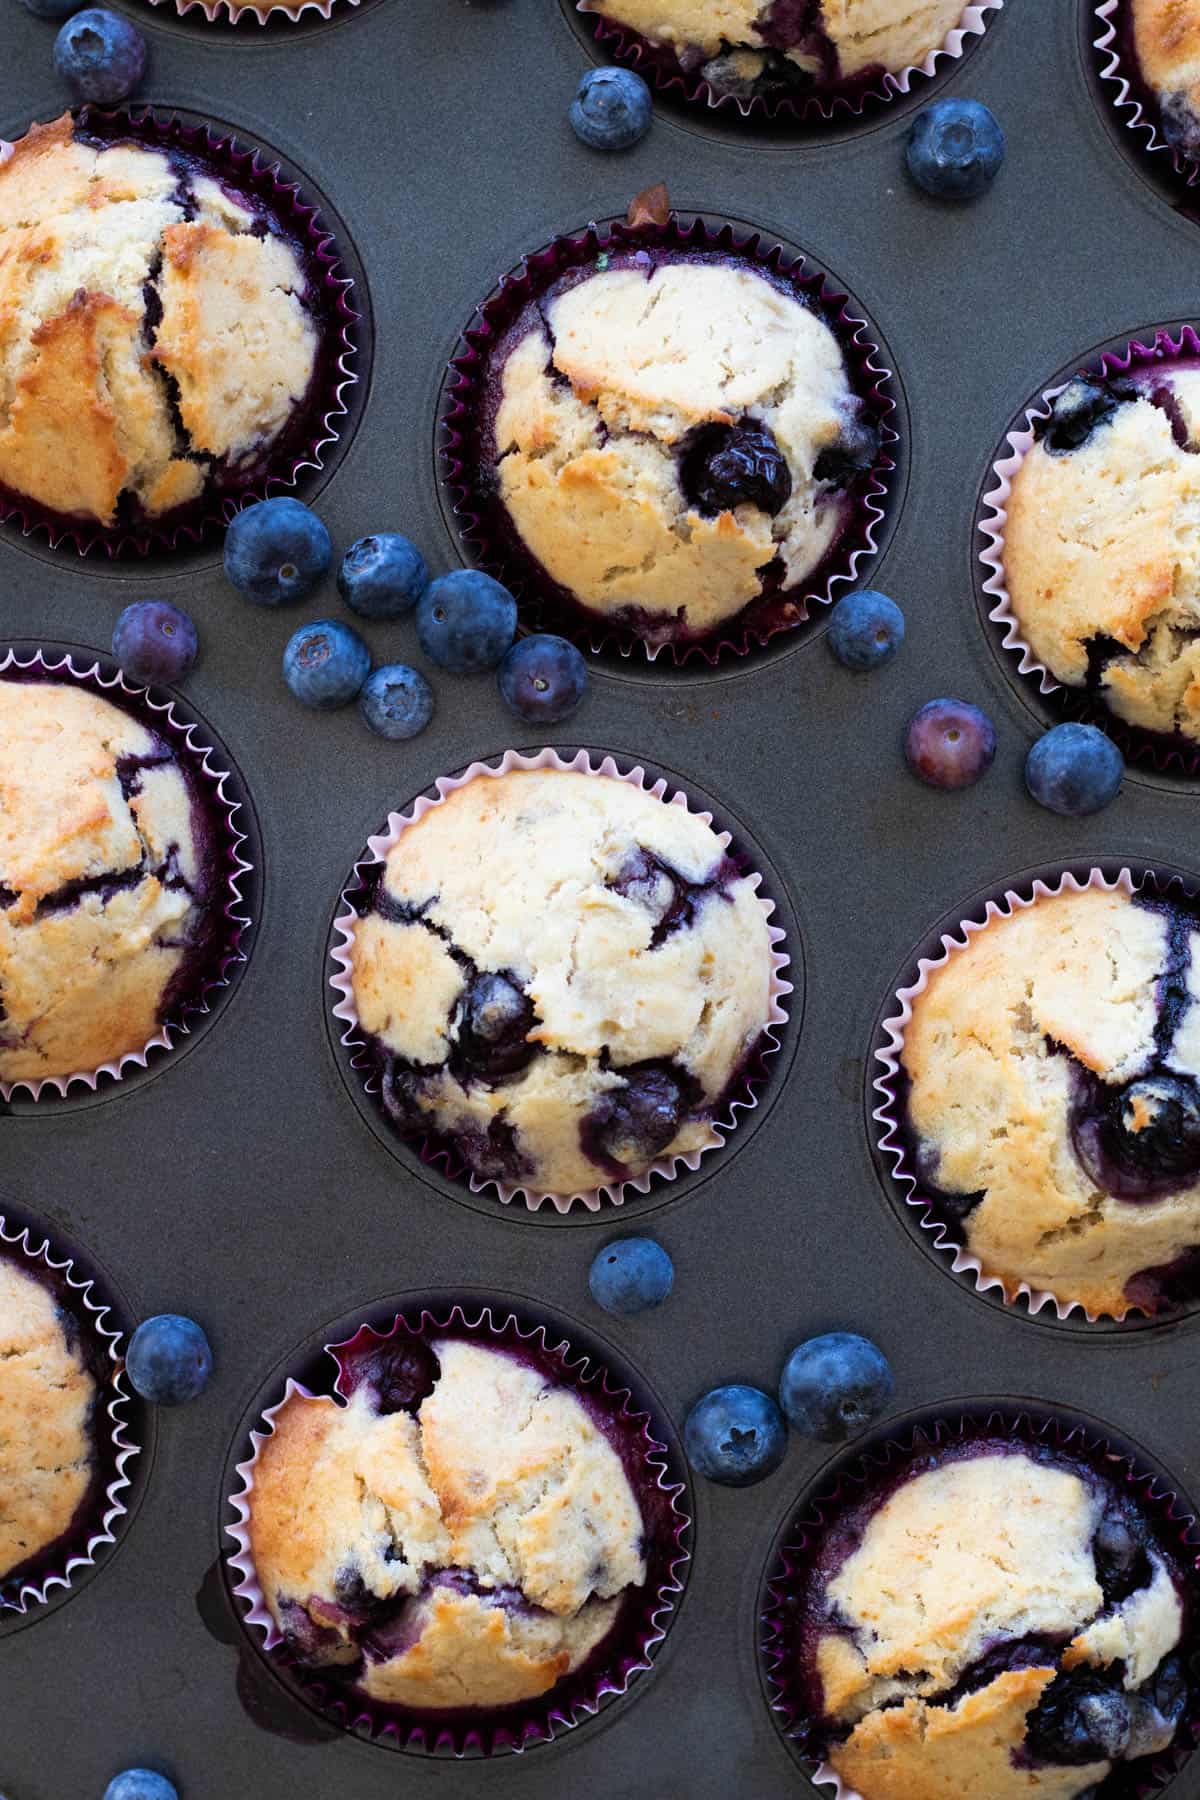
top-left (6, 0), bottom-right (1200, 1794)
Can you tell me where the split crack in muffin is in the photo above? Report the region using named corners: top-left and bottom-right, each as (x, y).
top-left (584, 0), bottom-right (968, 100)
top-left (249, 1338), bottom-right (647, 1709)
top-left (489, 255), bottom-right (881, 645)
top-left (0, 1259), bottom-right (97, 1586)
top-left (1004, 368), bottom-right (1200, 746)
top-left (1132, 0), bottom-right (1200, 159)
top-left (0, 114), bottom-right (318, 529)
top-left (347, 767), bottom-right (777, 1195)
top-left (797, 1442), bottom-right (1191, 1800)
top-left (0, 678), bottom-right (215, 1085)
top-left (899, 883), bottom-right (1200, 1317)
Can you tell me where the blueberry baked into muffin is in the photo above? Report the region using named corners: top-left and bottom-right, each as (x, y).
top-left (1004, 368), bottom-right (1200, 748)
top-left (484, 251), bottom-right (882, 648)
top-left (1131, 0), bottom-right (1200, 159)
top-left (898, 883), bottom-right (1200, 1317)
top-left (0, 114), bottom-right (318, 532)
top-left (789, 1440), bottom-right (1192, 1798)
top-left (346, 767), bottom-right (777, 1195)
top-left (582, 0), bottom-right (968, 103)
top-left (248, 1337), bottom-right (646, 1709)
top-left (0, 677), bottom-right (219, 1086)
top-left (0, 1259), bottom-right (97, 1589)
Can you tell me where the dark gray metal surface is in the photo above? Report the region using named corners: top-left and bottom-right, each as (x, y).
top-left (6, 2), bottom-right (1200, 1796)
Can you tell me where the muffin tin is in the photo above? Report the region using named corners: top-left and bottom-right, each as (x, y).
top-left (7, 1), bottom-right (1200, 1795)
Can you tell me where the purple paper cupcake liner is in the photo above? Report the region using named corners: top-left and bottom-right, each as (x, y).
top-left (575, 0), bottom-right (1004, 127)
top-left (872, 863), bottom-right (1200, 1326)
top-left (0, 107), bottom-right (358, 560)
top-left (0, 1211), bottom-right (142, 1617)
top-left (225, 1299), bottom-right (691, 1755)
top-left (760, 1405), bottom-right (1200, 1800)
top-left (979, 327), bottom-right (1200, 777)
top-left (327, 747), bottom-right (793, 1212)
top-left (438, 212), bottom-right (898, 668)
top-left (0, 644), bottom-right (254, 1102)
top-left (1095, 1), bottom-right (1200, 190)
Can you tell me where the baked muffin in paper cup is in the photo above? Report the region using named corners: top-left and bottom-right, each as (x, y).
top-left (0, 645), bottom-right (254, 1103)
top-left (0, 107), bottom-right (358, 559)
top-left (1094, 0), bottom-right (1200, 187)
top-left (761, 1405), bottom-right (1200, 1800)
top-left (224, 1299), bottom-right (691, 1754)
top-left (873, 863), bottom-right (1200, 1326)
top-left (439, 209), bottom-right (897, 667)
top-left (328, 747), bottom-right (792, 1213)
top-left (0, 1210), bottom-right (142, 1618)
top-left (979, 328), bottom-right (1200, 775)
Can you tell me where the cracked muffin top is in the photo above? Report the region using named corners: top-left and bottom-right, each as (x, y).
top-left (249, 1337), bottom-right (646, 1710)
top-left (0, 678), bottom-right (216, 1086)
top-left (487, 252), bottom-right (881, 647)
top-left (1132, 0), bottom-right (1200, 158)
top-left (347, 766), bottom-right (776, 1196)
top-left (899, 883), bottom-right (1200, 1318)
top-left (798, 1441), bottom-right (1191, 1800)
top-left (586, 0), bottom-right (967, 99)
top-left (1004, 368), bottom-right (1200, 746)
top-left (0, 1259), bottom-right (97, 1585)
top-left (0, 114), bottom-right (318, 529)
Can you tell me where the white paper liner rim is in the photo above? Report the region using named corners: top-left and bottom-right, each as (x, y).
top-left (576, 0), bottom-right (1004, 122)
top-left (328, 747), bottom-right (793, 1213)
top-left (871, 865), bottom-right (1148, 1325)
top-left (0, 646), bottom-right (254, 1102)
top-left (144, 0), bottom-right (357, 23)
top-left (0, 1212), bottom-right (141, 1615)
top-left (1094, 0), bottom-right (1200, 185)
top-left (224, 1302), bottom-right (691, 1750)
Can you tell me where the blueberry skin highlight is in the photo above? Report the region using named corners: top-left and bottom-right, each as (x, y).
top-left (54, 9), bottom-right (146, 103)
top-left (905, 98), bottom-right (1006, 201)
top-left (684, 1385), bottom-right (787, 1487)
top-left (126, 1315), bottom-right (213, 1407)
top-left (283, 620), bottom-right (372, 711)
top-left (1025, 724), bottom-right (1124, 817)
top-left (778, 1332), bottom-right (894, 1442)
top-left (417, 570), bottom-right (517, 673)
top-left (224, 498), bottom-right (332, 608)
top-left (569, 67), bottom-right (653, 151)
top-left (589, 1238), bottom-right (675, 1316)
top-left (827, 590), bottom-right (905, 671)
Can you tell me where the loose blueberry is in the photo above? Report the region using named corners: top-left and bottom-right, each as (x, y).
top-left (589, 1238), bottom-right (675, 1316)
top-left (569, 67), bottom-right (653, 151)
top-left (337, 534), bottom-right (429, 619)
top-left (778, 1332), bottom-right (894, 1442)
top-left (457, 972), bottom-right (536, 1080)
top-left (680, 420), bottom-right (792, 518)
top-left (283, 619), bottom-right (371, 711)
top-left (126, 1314), bottom-right (212, 1407)
top-left (497, 634), bottom-right (588, 724)
top-left (827, 590), bottom-right (905, 672)
top-left (1026, 723), bottom-right (1123, 817)
top-left (224, 497), bottom-right (332, 608)
top-left (54, 9), bottom-right (146, 103)
top-left (684, 1385), bottom-right (787, 1487)
top-left (586, 1065), bottom-right (686, 1168)
top-left (359, 664), bottom-right (434, 741)
top-left (905, 698), bottom-right (996, 790)
top-left (111, 600), bottom-right (198, 688)
top-left (416, 570), bottom-right (517, 673)
top-left (905, 98), bottom-right (1006, 201)
top-left (103, 1775), bottom-right (178, 1800)
top-left (1073, 1072), bottom-right (1200, 1200)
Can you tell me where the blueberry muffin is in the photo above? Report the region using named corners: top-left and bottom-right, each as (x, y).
top-left (0, 1259), bottom-right (97, 1586)
top-left (899, 883), bottom-right (1200, 1317)
top-left (0, 114), bottom-right (318, 530)
top-left (1004, 368), bottom-right (1200, 747)
top-left (0, 677), bottom-right (218, 1085)
top-left (584, 0), bottom-right (967, 101)
top-left (486, 252), bottom-right (881, 647)
top-left (793, 1440), bottom-right (1191, 1798)
top-left (1131, 0), bottom-right (1200, 158)
top-left (248, 1337), bottom-right (646, 1709)
top-left (347, 767), bottom-right (777, 1195)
